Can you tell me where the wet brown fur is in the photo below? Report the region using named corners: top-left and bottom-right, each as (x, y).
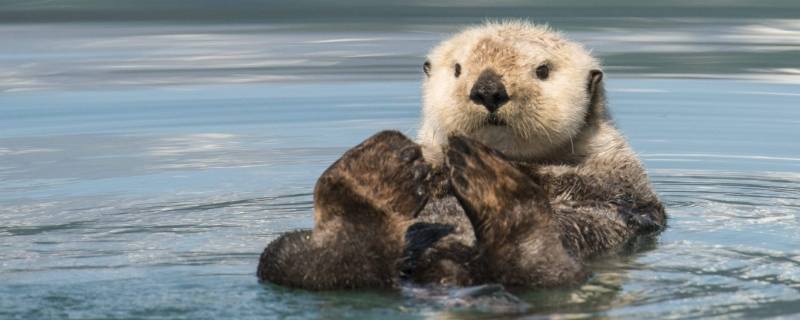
top-left (258, 131), bottom-right (431, 290)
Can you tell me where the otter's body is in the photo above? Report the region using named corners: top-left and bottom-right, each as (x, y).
top-left (258, 21), bottom-right (666, 290)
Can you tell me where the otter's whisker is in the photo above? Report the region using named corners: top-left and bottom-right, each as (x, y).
top-left (531, 115), bottom-right (553, 144)
top-left (570, 137), bottom-right (575, 154)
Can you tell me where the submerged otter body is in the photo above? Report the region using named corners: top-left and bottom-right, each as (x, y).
top-left (258, 21), bottom-right (666, 290)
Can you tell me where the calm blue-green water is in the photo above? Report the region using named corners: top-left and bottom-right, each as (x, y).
top-left (1, 2), bottom-right (799, 319)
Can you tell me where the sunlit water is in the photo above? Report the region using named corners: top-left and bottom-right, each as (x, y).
top-left (1, 13), bottom-right (799, 320)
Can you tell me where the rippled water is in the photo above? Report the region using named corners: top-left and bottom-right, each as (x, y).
top-left (1, 5), bottom-right (799, 319)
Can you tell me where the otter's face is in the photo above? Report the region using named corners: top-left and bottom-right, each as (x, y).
top-left (419, 24), bottom-right (603, 161)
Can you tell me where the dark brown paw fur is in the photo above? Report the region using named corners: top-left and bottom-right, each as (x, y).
top-left (259, 131), bottom-right (435, 290)
top-left (315, 130), bottom-right (431, 225)
top-left (445, 136), bottom-right (586, 287)
top-left (445, 136), bottom-right (550, 243)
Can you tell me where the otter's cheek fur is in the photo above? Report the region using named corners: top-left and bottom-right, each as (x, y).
top-left (420, 79), bottom-right (591, 162)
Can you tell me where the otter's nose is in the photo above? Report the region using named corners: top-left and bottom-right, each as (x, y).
top-left (469, 69), bottom-right (509, 113)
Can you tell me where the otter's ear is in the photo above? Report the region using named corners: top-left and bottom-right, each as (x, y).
top-left (586, 69), bottom-right (609, 122)
top-left (588, 69), bottom-right (603, 97)
top-left (423, 60), bottom-right (431, 77)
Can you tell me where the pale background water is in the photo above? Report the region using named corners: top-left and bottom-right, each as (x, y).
top-left (1, 1), bottom-right (799, 319)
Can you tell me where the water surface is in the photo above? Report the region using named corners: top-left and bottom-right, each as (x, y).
top-left (1, 5), bottom-right (799, 319)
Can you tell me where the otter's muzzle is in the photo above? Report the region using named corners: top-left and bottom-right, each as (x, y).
top-left (469, 69), bottom-right (509, 113)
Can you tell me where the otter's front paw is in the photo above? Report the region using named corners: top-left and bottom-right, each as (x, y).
top-left (445, 136), bottom-right (548, 237)
top-left (319, 131), bottom-right (432, 219)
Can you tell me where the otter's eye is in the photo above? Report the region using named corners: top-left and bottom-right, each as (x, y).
top-left (454, 63), bottom-right (461, 78)
top-left (535, 64), bottom-right (550, 80)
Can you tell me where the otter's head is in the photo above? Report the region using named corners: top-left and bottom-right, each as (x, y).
top-left (418, 21), bottom-right (605, 163)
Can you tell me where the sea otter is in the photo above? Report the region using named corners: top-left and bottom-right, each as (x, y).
top-left (258, 21), bottom-right (666, 290)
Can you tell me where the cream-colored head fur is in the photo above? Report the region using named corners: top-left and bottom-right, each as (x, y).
top-left (418, 21), bottom-right (605, 164)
